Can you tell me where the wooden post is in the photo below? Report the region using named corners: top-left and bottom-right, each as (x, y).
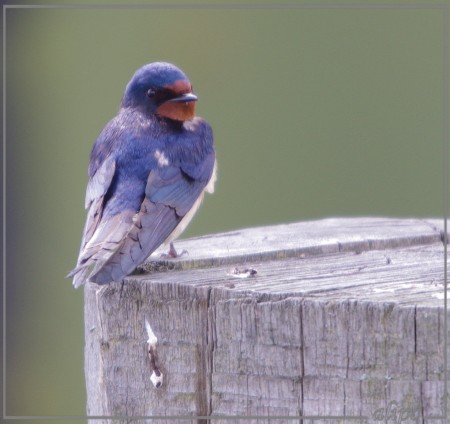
top-left (84, 218), bottom-right (448, 423)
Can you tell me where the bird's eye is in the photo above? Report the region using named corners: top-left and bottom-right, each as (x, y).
top-left (147, 88), bottom-right (156, 98)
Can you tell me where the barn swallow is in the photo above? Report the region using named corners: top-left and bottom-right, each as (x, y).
top-left (68, 62), bottom-right (216, 288)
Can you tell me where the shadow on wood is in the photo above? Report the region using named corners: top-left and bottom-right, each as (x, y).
top-left (84, 217), bottom-right (448, 423)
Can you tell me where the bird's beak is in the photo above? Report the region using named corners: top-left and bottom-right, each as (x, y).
top-left (168, 93), bottom-right (198, 103)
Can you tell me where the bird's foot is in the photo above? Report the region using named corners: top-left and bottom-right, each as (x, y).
top-left (160, 242), bottom-right (188, 259)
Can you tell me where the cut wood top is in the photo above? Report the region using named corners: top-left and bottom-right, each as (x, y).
top-left (131, 217), bottom-right (447, 308)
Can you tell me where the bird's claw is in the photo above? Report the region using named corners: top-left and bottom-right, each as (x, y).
top-left (160, 242), bottom-right (189, 259)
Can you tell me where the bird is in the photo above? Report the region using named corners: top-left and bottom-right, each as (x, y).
top-left (67, 62), bottom-right (216, 288)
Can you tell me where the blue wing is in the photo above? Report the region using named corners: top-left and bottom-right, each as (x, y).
top-left (69, 115), bottom-right (215, 286)
top-left (146, 152), bottom-right (215, 216)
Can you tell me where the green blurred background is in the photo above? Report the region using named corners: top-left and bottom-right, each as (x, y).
top-left (4, 0), bottom-right (446, 420)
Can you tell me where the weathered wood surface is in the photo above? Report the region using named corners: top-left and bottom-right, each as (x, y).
top-left (84, 217), bottom-right (448, 423)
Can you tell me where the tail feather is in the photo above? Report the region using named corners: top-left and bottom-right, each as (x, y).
top-left (67, 210), bottom-right (136, 287)
top-left (88, 199), bottom-right (180, 284)
top-left (67, 265), bottom-right (93, 289)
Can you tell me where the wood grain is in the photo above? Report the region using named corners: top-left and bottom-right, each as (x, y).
top-left (84, 218), bottom-right (448, 423)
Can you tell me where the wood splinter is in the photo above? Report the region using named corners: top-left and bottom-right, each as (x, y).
top-left (145, 318), bottom-right (163, 389)
top-left (226, 267), bottom-right (258, 279)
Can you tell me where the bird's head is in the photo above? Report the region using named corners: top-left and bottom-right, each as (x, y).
top-left (121, 62), bottom-right (198, 121)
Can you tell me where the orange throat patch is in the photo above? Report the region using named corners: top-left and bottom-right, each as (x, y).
top-left (156, 101), bottom-right (196, 121)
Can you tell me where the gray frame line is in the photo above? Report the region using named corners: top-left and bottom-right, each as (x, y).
top-left (2, 3), bottom-right (6, 422)
top-left (442, 4), bottom-right (449, 421)
top-left (2, 3), bottom-right (450, 10)
top-left (2, 2), bottom-right (448, 422)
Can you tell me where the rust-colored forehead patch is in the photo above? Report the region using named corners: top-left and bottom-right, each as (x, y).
top-left (163, 79), bottom-right (192, 95)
